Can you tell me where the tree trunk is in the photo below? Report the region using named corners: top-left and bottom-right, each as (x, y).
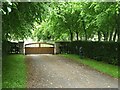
top-left (109, 29), bottom-right (114, 41)
top-left (116, 8), bottom-right (120, 42)
top-left (76, 31), bottom-right (79, 41)
top-left (81, 17), bottom-right (87, 41)
top-left (113, 29), bottom-right (117, 42)
top-left (70, 30), bottom-right (73, 41)
top-left (103, 32), bottom-right (109, 41)
top-left (98, 31), bottom-right (101, 42)
top-left (115, 7), bottom-right (120, 42)
top-left (106, 31), bottom-right (109, 41)
top-left (103, 33), bottom-right (107, 41)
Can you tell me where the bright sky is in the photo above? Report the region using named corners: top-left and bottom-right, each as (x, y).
top-left (24, 38), bottom-right (36, 44)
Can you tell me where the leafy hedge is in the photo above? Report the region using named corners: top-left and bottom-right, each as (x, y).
top-left (2, 40), bottom-right (11, 56)
top-left (2, 40), bottom-right (20, 56)
top-left (59, 41), bottom-right (119, 66)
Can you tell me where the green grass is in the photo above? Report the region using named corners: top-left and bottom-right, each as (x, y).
top-left (60, 54), bottom-right (119, 78)
top-left (0, 58), bottom-right (2, 89)
top-left (2, 54), bottom-right (27, 88)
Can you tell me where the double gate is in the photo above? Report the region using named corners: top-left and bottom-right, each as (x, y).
top-left (25, 42), bottom-right (54, 54)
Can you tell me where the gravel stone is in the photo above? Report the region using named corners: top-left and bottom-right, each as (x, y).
top-left (26, 54), bottom-right (118, 88)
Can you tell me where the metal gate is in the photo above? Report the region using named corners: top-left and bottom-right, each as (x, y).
top-left (25, 42), bottom-right (54, 54)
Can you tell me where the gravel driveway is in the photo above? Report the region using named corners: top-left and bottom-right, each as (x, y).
top-left (26, 54), bottom-right (118, 88)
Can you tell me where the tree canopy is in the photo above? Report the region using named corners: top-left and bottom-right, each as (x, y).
top-left (2, 2), bottom-right (44, 40)
top-left (2, 2), bottom-right (120, 42)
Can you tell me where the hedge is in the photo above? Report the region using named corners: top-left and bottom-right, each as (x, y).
top-left (59, 41), bottom-right (119, 66)
top-left (2, 40), bottom-right (20, 56)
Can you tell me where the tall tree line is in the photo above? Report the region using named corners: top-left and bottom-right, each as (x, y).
top-left (2, 2), bottom-right (120, 42)
top-left (33, 2), bottom-right (120, 42)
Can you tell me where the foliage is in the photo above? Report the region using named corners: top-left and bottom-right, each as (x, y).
top-left (2, 2), bottom-right (120, 42)
top-left (2, 2), bottom-right (44, 40)
top-left (33, 2), bottom-right (120, 42)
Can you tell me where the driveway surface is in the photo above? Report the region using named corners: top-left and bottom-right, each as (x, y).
top-left (26, 54), bottom-right (118, 88)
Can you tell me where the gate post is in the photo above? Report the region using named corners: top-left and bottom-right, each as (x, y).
top-left (18, 41), bottom-right (24, 54)
top-left (55, 42), bottom-right (60, 54)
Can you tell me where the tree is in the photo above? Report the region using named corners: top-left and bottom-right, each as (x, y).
top-left (2, 2), bottom-right (44, 40)
top-left (2, 2), bottom-right (119, 42)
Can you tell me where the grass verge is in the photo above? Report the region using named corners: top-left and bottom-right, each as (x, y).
top-left (2, 54), bottom-right (26, 88)
top-left (60, 54), bottom-right (119, 78)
